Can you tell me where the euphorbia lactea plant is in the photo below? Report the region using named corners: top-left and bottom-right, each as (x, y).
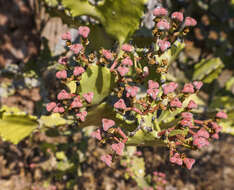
top-left (47, 7), bottom-right (227, 170)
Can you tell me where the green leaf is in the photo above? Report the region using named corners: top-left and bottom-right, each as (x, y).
top-left (66, 80), bottom-right (77, 93)
top-left (79, 65), bottom-right (115, 106)
top-left (61, 0), bottom-right (147, 43)
top-left (40, 113), bottom-right (70, 127)
top-left (0, 106), bottom-right (38, 144)
top-left (192, 58), bottom-right (224, 83)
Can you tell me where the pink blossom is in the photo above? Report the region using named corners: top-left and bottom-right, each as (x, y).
top-left (102, 49), bottom-right (113, 60)
top-left (102, 118), bottom-right (115, 131)
top-left (76, 111), bottom-right (87, 122)
top-left (184, 17), bottom-right (197, 27)
top-left (57, 90), bottom-right (71, 100)
top-left (183, 158), bottom-right (195, 170)
top-left (187, 100), bottom-right (197, 109)
top-left (148, 80), bottom-right (159, 89)
top-left (111, 142), bottom-right (125, 156)
top-left (100, 154), bottom-right (112, 167)
top-left (170, 153), bottom-right (183, 165)
top-left (91, 129), bottom-right (102, 140)
top-left (157, 19), bottom-right (170, 30)
top-left (181, 112), bottom-right (193, 120)
top-left (56, 70), bottom-right (67, 79)
top-left (121, 44), bottom-right (134, 52)
top-left (182, 83), bottom-right (194, 93)
top-left (210, 122), bottom-right (222, 133)
top-left (70, 44), bottom-right (83, 54)
top-left (153, 7), bottom-right (168, 17)
top-left (58, 57), bottom-right (68, 65)
top-left (143, 66), bottom-right (149, 77)
top-left (171, 12), bottom-right (184, 22)
top-left (117, 66), bottom-right (129, 76)
top-left (170, 98), bottom-right (182, 108)
top-left (126, 86), bottom-right (138, 98)
top-left (180, 119), bottom-right (193, 128)
top-left (193, 135), bottom-right (210, 148)
top-left (58, 107), bottom-right (65, 113)
top-left (53, 106), bottom-right (60, 113)
top-left (46, 102), bottom-right (57, 112)
top-left (114, 99), bottom-right (126, 110)
top-left (78, 26), bottom-right (90, 38)
top-left (212, 133), bottom-right (219, 139)
top-left (216, 111), bottom-right (227, 119)
top-left (121, 57), bottom-right (133, 66)
top-left (162, 82), bottom-right (178, 95)
top-left (147, 88), bottom-right (159, 100)
top-left (158, 39), bottom-right (171, 51)
top-left (83, 92), bottom-right (94, 103)
top-left (70, 97), bottom-right (83, 108)
top-left (61, 32), bottom-right (71, 41)
top-left (73, 66), bottom-right (85, 76)
top-left (194, 120), bottom-right (204, 125)
top-left (193, 81), bottom-right (203, 90)
top-left (197, 128), bottom-right (210, 138)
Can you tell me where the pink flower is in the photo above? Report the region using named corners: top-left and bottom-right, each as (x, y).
top-left (170, 98), bottom-right (182, 108)
top-left (61, 32), bottom-right (71, 41)
top-left (58, 107), bottom-right (65, 113)
top-left (83, 92), bottom-right (94, 103)
top-left (158, 39), bottom-right (171, 51)
top-left (153, 7), bottom-right (168, 17)
top-left (100, 154), bottom-right (112, 167)
top-left (216, 111), bottom-right (227, 119)
top-left (56, 70), bottom-right (67, 79)
top-left (117, 66), bottom-right (129, 76)
top-left (180, 119), bottom-right (193, 128)
top-left (53, 106), bottom-right (60, 113)
top-left (197, 128), bottom-right (210, 138)
top-left (194, 120), bottom-right (204, 125)
top-left (102, 118), bottom-right (115, 131)
top-left (170, 153), bottom-right (183, 165)
top-left (46, 102), bottom-right (57, 112)
top-left (121, 44), bottom-right (134, 52)
top-left (212, 133), bottom-right (219, 139)
top-left (78, 26), bottom-right (90, 38)
top-left (126, 86), bottom-right (138, 98)
top-left (193, 81), bottom-right (203, 90)
top-left (70, 97), bottom-right (83, 108)
top-left (148, 80), bottom-right (159, 89)
top-left (171, 12), bottom-right (184, 22)
top-left (76, 111), bottom-right (87, 122)
top-left (70, 44), bottom-right (83, 54)
top-left (143, 66), bottom-right (149, 77)
top-left (187, 100), bottom-right (197, 109)
top-left (121, 57), bottom-right (133, 66)
top-left (111, 142), bottom-right (125, 156)
top-left (193, 135), bottom-right (210, 148)
top-left (181, 112), bottom-right (193, 120)
top-left (147, 88), bottom-right (159, 100)
top-left (182, 83), bottom-right (194, 93)
top-left (73, 66), bottom-right (85, 76)
top-left (102, 49), bottom-right (113, 60)
top-left (183, 158), bottom-right (195, 170)
top-left (114, 99), bottom-right (126, 110)
top-left (211, 122), bottom-right (222, 133)
top-left (162, 82), bottom-right (178, 95)
top-left (184, 17), bottom-right (197, 27)
top-left (57, 90), bottom-right (71, 100)
top-left (157, 19), bottom-right (170, 30)
top-left (58, 57), bottom-right (68, 65)
top-left (91, 129), bottom-right (102, 140)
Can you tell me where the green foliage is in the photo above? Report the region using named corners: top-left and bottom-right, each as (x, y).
top-left (0, 106), bottom-right (38, 144)
top-left (40, 113), bottom-right (71, 127)
top-left (79, 65), bottom-right (115, 106)
top-left (193, 58), bottom-right (224, 83)
top-left (61, 0), bottom-right (147, 44)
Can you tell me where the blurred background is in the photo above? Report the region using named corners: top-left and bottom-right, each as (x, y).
top-left (0, 0), bottom-right (234, 189)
